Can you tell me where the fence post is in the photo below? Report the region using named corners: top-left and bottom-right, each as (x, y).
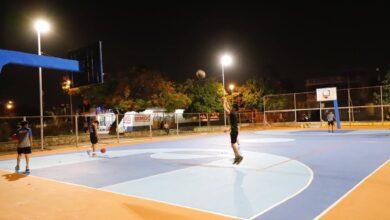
top-left (75, 114), bottom-right (78, 148)
top-left (207, 113), bottom-right (210, 128)
top-left (263, 96), bottom-right (266, 126)
top-left (252, 111), bottom-right (255, 126)
top-left (149, 114), bottom-right (153, 137)
top-left (176, 113), bottom-right (179, 135)
top-left (348, 88), bottom-right (352, 127)
top-left (198, 113), bottom-right (201, 127)
top-left (294, 93), bottom-right (297, 123)
top-left (116, 114), bottom-right (120, 143)
top-left (380, 86), bottom-right (384, 125)
top-left (319, 101), bottom-right (322, 127)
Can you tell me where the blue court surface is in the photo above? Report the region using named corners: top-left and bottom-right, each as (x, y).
top-left (0, 129), bottom-right (389, 219)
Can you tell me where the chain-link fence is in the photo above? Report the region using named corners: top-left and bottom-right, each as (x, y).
top-left (0, 111), bottom-right (265, 151)
top-left (264, 85), bottom-right (390, 125)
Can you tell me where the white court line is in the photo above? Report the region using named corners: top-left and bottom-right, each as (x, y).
top-left (314, 159), bottom-right (390, 220)
top-left (254, 130), bottom-right (390, 136)
top-left (248, 161), bottom-right (314, 220)
top-left (0, 168), bottom-right (240, 220)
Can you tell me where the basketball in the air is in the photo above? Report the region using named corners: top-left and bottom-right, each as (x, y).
top-left (196, 69), bottom-right (206, 79)
top-left (100, 147), bottom-right (106, 154)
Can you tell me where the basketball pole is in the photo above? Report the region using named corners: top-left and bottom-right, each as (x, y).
top-left (333, 99), bottom-right (341, 129)
top-left (37, 31), bottom-right (44, 150)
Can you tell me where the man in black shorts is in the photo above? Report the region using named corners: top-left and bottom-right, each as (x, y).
top-left (223, 98), bottom-right (243, 165)
top-left (87, 120), bottom-right (99, 156)
top-left (327, 111), bottom-right (336, 133)
top-left (15, 121), bottom-right (33, 174)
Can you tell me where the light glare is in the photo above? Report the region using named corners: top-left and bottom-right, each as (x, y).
top-left (34, 19), bottom-right (50, 33)
top-left (220, 54), bottom-right (233, 66)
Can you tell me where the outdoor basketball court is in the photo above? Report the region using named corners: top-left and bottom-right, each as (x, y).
top-left (0, 129), bottom-right (389, 219)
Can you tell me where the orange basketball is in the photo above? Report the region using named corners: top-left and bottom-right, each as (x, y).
top-left (100, 147), bottom-right (106, 154)
top-left (11, 134), bottom-right (18, 141)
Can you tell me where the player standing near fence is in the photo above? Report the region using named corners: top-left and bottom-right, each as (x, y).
top-left (87, 120), bottom-right (99, 156)
top-left (327, 111), bottom-right (336, 133)
top-left (223, 98), bottom-right (243, 165)
top-left (14, 121), bottom-right (33, 174)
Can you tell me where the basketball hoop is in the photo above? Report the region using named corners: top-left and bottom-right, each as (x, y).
top-left (322, 90), bottom-right (330, 100)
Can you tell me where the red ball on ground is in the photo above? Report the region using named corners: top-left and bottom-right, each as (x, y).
top-left (100, 147), bottom-right (106, 154)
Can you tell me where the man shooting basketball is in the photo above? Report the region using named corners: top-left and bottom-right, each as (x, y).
top-left (223, 97), bottom-right (243, 165)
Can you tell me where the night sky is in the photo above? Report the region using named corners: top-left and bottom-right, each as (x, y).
top-left (1, 1), bottom-right (389, 114)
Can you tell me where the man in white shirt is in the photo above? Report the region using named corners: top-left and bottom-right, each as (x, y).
top-left (327, 111), bottom-right (336, 133)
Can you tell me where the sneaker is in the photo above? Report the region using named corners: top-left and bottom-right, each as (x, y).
top-left (25, 168), bottom-right (30, 174)
top-left (15, 165), bottom-right (20, 172)
top-left (236, 156), bottom-right (244, 165)
top-left (233, 157), bottom-right (239, 164)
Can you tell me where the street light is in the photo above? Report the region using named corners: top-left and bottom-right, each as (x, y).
top-left (62, 77), bottom-right (73, 116)
top-left (34, 20), bottom-right (50, 33)
top-left (229, 84), bottom-right (235, 92)
top-left (220, 54), bottom-right (233, 126)
top-left (221, 54), bottom-right (233, 66)
top-left (34, 18), bottom-right (50, 150)
top-left (6, 101), bottom-right (14, 110)
top-left (62, 79), bottom-right (71, 91)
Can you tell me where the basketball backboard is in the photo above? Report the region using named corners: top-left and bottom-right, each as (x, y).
top-left (68, 41), bottom-right (104, 88)
top-left (316, 87), bottom-right (337, 101)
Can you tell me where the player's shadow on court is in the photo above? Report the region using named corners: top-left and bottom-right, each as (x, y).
top-left (2, 173), bottom-right (27, 181)
top-left (234, 169), bottom-right (253, 216)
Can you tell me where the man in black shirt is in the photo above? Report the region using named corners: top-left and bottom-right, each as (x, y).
top-left (223, 98), bottom-right (243, 165)
top-left (87, 120), bottom-right (99, 157)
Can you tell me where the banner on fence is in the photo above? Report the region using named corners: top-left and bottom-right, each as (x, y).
top-left (200, 113), bottom-right (220, 122)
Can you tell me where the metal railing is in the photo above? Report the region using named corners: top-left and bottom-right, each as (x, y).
top-left (263, 85), bottom-right (390, 125)
top-left (0, 111), bottom-right (265, 151)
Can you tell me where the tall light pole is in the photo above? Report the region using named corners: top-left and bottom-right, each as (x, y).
top-left (220, 54), bottom-right (233, 126)
top-left (34, 19), bottom-right (50, 150)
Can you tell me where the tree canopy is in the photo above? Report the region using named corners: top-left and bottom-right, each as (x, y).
top-left (78, 66), bottom-right (283, 113)
top-left (182, 78), bottom-right (224, 113)
top-left (79, 66), bottom-right (191, 112)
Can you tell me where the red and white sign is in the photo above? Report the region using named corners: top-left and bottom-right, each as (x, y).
top-left (200, 113), bottom-right (220, 122)
top-left (135, 114), bottom-right (150, 122)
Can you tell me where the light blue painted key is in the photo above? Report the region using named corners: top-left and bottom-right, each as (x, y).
top-left (102, 150), bottom-right (313, 219)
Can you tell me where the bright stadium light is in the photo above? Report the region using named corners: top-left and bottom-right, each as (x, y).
top-left (220, 54), bottom-right (233, 66)
top-left (33, 18), bottom-right (51, 150)
top-left (220, 53), bottom-right (233, 126)
top-left (34, 19), bottom-right (50, 33)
